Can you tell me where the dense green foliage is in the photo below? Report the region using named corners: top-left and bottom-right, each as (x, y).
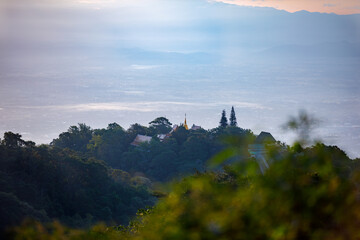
top-left (1, 115), bottom-right (253, 234)
top-left (52, 119), bottom-right (254, 182)
top-left (3, 112), bottom-right (360, 239)
top-left (0, 133), bottom-right (154, 233)
top-left (9, 141), bottom-right (360, 240)
top-left (130, 143), bottom-right (360, 240)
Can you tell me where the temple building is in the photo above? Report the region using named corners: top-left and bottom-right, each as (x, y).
top-left (191, 124), bottom-right (201, 130)
top-left (248, 132), bottom-right (276, 174)
top-left (131, 134), bottom-right (152, 147)
top-left (131, 114), bottom-right (201, 145)
top-left (183, 114), bottom-right (189, 130)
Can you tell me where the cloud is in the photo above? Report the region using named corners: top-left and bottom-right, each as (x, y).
top-left (130, 65), bottom-right (161, 70)
top-left (230, 101), bottom-right (272, 110)
top-left (17, 101), bottom-right (271, 112)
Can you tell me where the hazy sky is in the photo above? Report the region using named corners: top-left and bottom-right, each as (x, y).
top-left (14, 0), bottom-right (360, 14)
top-left (3, 0), bottom-right (359, 14)
top-left (217, 0), bottom-right (360, 14)
top-left (1, 0), bottom-right (360, 158)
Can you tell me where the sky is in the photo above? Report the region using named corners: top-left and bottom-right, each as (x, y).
top-left (13, 0), bottom-right (359, 14)
top-left (217, 0), bottom-right (360, 15)
top-left (0, 0), bottom-right (360, 157)
top-left (3, 0), bottom-right (359, 14)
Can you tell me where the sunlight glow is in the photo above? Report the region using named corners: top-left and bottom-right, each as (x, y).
top-left (215, 0), bottom-right (360, 14)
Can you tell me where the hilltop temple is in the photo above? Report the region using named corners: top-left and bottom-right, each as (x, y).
top-left (248, 132), bottom-right (276, 173)
top-left (131, 115), bottom-right (201, 146)
top-left (172, 114), bottom-right (201, 132)
top-left (184, 115), bottom-right (189, 130)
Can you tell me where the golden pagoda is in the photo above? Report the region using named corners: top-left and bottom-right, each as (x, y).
top-left (184, 114), bottom-right (189, 130)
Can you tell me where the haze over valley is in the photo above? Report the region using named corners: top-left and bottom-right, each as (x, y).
top-left (1, 0), bottom-right (360, 157)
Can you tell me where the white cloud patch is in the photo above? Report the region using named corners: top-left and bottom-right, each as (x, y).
top-left (229, 101), bottom-right (271, 110)
top-left (130, 65), bottom-right (161, 70)
top-left (18, 101), bottom-right (270, 112)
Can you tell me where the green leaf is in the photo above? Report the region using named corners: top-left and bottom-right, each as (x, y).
top-left (209, 148), bottom-right (237, 167)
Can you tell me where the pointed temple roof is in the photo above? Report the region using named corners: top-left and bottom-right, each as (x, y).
top-left (254, 132), bottom-right (276, 144)
top-left (184, 114), bottom-right (189, 130)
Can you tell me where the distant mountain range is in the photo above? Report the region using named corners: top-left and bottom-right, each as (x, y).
top-left (110, 2), bottom-right (360, 62)
top-left (3, 0), bottom-right (359, 63)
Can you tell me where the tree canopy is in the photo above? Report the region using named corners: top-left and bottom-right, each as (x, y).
top-left (10, 141), bottom-right (360, 240)
top-left (149, 117), bottom-right (173, 135)
top-left (219, 110), bottom-right (228, 128)
top-left (229, 106), bottom-right (237, 127)
top-left (3, 113), bottom-right (360, 240)
top-left (0, 133), bottom-right (154, 233)
top-left (51, 123), bottom-right (93, 152)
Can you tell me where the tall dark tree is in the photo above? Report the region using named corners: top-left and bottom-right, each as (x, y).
top-left (1, 132), bottom-right (24, 148)
top-left (229, 106), bottom-right (237, 127)
top-left (149, 117), bottom-right (172, 134)
top-left (0, 132), bottom-right (34, 148)
top-left (219, 110), bottom-right (228, 128)
top-left (51, 123), bottom-right (93, 152)
top-left (171, 126), bottom-right (188, 145)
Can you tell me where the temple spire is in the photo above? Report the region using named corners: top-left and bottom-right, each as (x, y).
top-left (184, 114), bottom-right (189, 130)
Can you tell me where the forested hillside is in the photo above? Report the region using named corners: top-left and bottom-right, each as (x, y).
top-left (0, 115), bottom-right (255, 233)
top-left (0, 132), bottom-right (155, 233)
top-left (50, 117), bottom-right (255, 182)
top-left (1, 114), bottom-right (359, 239)
top-left (7, 137), bottom-right (360, 239)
